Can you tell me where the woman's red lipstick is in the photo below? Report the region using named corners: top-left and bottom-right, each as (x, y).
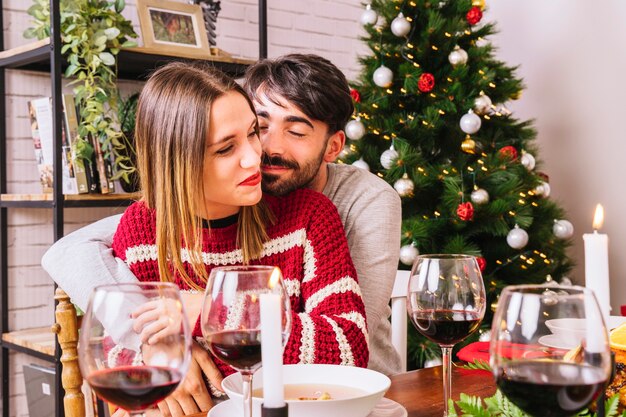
top-left (239, 172), bottom-right (261, 186)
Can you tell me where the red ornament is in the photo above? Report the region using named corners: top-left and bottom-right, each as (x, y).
top-left (466, 6), bottom-right (483, 25)
top-left (417, 73), bottom-right (435, 93)
top-left (498, 146), bottom-right (518, 161)
top-left (537, 172), bottom-right (550, 183)
top-left (476, 257), bottom-right (486, 272)
top-left (350, 88), bottom-right (361, 103)
top-left (457, 202), bottom-right (474, 221)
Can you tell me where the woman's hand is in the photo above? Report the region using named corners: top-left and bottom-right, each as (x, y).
top-left (131, 298), bottom-right (184, 344)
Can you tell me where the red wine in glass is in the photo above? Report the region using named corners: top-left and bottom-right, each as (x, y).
top-left (208, 329), bottom-right (262, 370)
top-left (410, 309), bottom-right (482, 345)
top-left (496, 360), bottom-right (607, 417)
top-left (87, 366), bottom-right (182, 411)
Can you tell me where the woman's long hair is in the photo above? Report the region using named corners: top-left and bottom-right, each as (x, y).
top-left (135, 62), bottom-right (274, 289)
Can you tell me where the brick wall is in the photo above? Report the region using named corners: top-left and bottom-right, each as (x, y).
top-left (1, 0), bottom-right (367, 415)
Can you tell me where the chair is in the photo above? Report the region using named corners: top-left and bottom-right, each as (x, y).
top-left (391, 270), bottom-right (410, 373)
top-left (51, 288), bottom-right (86, 417)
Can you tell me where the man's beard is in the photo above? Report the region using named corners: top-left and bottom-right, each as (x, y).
top-left (261, 152), bottom-right (325, 196)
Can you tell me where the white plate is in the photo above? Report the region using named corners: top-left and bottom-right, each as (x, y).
top-left (538, 334), bottom-right (577, 350)
top-left (208, 397), bottom-right (407, 417)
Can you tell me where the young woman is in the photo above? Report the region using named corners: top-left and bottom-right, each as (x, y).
top-left (110, 62), bottom-right (369, 381)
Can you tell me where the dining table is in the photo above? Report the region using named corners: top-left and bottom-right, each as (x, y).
top-left (185, 365), bottom-right (497, 417)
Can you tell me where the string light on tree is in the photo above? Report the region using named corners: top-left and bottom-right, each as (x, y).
top-left (399, 244), bottom-right (419, 266)
top-left (380, 144), bottom-right (399, 169)
top-left (553, 219), bottom-right (574, 239)
top-left (507, 224), bottom-right (529, 249)
top-left (472, 0), bottom-right (486, 10)
top-left (470, 188), bottom-right (489, 205)
top-left (448, 45), bottom-right (468, 67)
top-left (391, 12), bottom-right (411, 37)
top-left (360, 4), bottom-right (378, 26)
top-left (345, 117), bottom-right (366, 141)
top-left (520, 151), bottom-right (536, 171)
top-left (394, 173), bottom-right (414, 197)
top-left (352, 157), bottom-right (370, 171)
top-left (474, 94), bottom-right (492, 115)
top-left (373, 65), bottom-right (393, 87)
top-left (460, 110), bottom-right (482, 135)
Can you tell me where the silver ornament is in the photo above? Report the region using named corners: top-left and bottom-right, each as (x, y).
top-left (360, 4), bottom-right (378, 26)
top-left (345, 118), bottom-right (366, 141)
top-left (424, 357), bottom-right (443, 368)
top-left (380, 145), bottom-right (399, 169)
top-left (521, 152), bottom-right (536, 171)
top-left (373, 65), bottom-right (393, 88)
top-left (560, 276), bottom-right (573, 286)
top-left (474, 94), bottom-right (492, 115)
top-left (351, 158), bottom-right (370, 171)
top-left (478, 329), bottom-right (492, 342)
top-left (459, 111), bottom-right (481, 134)
top-left (394, 174), bottom-right (414, 197)
top-left (507, 225), bottom-right (529, 249)
top-left (553, 219), bottom-right (574, 239)
top-left (470, 188), bottom-right (489, 205)
top-left (534, 181), bottom-right (551, 198)
top-left (448, 45), bottom-right (468, 67)
top-left (390, 12), bottom-right (411, 37)
top-left (399, 244), bottom-right (419, 266)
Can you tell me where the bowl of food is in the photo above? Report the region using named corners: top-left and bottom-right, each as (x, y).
top-left (545, 318), bottom-right (587, 346)
top-left (221, 364), bottom-right (391, 417)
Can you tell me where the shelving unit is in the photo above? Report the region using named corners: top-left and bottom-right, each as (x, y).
top-left (0, 1), bottom-right (267, 416)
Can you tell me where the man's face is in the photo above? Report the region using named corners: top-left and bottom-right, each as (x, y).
top-left (255, 91), bottom-right (331, 196)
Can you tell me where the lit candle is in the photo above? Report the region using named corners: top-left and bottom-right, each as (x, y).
top-left (583, 204), bottom-right (610, 325)
top-left (260, 268), bottom-right (285, 409)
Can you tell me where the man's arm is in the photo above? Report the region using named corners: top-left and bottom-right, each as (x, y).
top-left (41, 214), bottom-right (136, 311)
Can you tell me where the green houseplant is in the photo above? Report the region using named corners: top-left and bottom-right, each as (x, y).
top-left (24, 0), bottom-right (139, 189)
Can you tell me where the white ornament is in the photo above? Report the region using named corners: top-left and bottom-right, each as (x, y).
top-left (352, 158), bottom-right (370, 171)
top-left (390, 13), bottom-right (411, 37)
top-left (474, 94), bottom-right (492, 115)
top-left (380, 145), bottom-right (399, 169)
top-left (553, 219), bottom-right (574, 239)
top-left (507, 225), bottom-right (529, 249)
top-left (345, 118), bottom-right (366, 141)
top-left (360, 4), bottom-right (378, 26)
top-left (448, 45), bottom-right (468, 67)
top-left (394, 174), bottom-right (414, 197)
top-left (424, 357), bottom-right (443, 368)
top-left (399, 244), bottom-right (419, 266)
top-left (520, 152), bottom-right (536, 171)
top-left (560, 276), bottom-right (573, 286)
top-left (534, 181), bottom-right (551, 198)
top-left (470, 188), bottom-right (489, 205)
top-left (478, 329), bottom-right (492, 342)
top-left (459, 111), bottom-right (481, 135)
top-left (373, 65), bottom-right (393, 88)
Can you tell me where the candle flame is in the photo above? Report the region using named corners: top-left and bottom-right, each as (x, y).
top-left (268, 267), bottom-right (281, 289)
top-left (593, 204), bottom-right (604, 230)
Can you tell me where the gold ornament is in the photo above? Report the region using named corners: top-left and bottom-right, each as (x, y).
top-left (472, 0), bottom-right (486, 10)
top-left (511, 90), bottom-right (522, 100)
top-left (461, 135), bottom-right (476, 154)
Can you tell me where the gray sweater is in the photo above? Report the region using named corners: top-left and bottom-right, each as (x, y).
top-left (42, 163), bottom-right (402, 375)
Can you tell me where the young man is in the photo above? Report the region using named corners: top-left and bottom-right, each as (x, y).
top-left (42, 54), bottom-right (401, 415)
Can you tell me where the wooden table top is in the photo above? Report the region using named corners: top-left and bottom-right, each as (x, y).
top-left (186, 365), bottom-right (497, 417)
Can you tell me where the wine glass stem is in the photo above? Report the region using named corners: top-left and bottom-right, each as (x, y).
top-left (242, 371), bottom-right (254, 417)
top-left (441, 346), bottom-right (453, 417)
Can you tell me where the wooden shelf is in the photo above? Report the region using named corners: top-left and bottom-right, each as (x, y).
top-left (0, 192), bottom-right (140, 208)
top-left (2, 327), bottom-right (55, 359)
top-left (0, 38), bottom-right (254, 79)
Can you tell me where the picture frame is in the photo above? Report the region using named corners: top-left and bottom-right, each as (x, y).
top-left (136, 0), bottom-right (212, 58)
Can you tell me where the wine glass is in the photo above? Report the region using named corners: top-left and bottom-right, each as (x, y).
top-left (79, 282), bottom-right (192, 417)
top-left (200, 266), bottom-right (292, 417)
top-left (407, 254), bottom-right (486, 416)
top-left (490, 285), bottom-right (611, 417)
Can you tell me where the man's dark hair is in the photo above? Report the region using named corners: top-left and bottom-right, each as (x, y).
top-left (244, 54), bottom-right (354, 135)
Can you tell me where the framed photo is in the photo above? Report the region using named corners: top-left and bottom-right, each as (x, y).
top-left (137, 0), bottom-right (211, 57)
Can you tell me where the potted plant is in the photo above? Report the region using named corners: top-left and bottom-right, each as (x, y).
top-left (24, 0), bottom-right (139, 190)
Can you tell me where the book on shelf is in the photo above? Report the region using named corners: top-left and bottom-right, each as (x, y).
top-left (61, 94), bottom-right (90, 194)
top-left (89, 133), bottom-right (115, 194)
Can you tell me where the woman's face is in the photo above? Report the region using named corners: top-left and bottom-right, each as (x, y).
top-left (200, 91), bottom-right (262, 219)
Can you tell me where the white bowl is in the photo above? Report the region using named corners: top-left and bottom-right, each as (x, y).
top-left (222, 364), bottom-right (391, 417)
top-left (545, 318), bottom-right (586, 345)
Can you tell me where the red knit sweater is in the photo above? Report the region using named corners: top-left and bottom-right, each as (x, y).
top-left (112, 188), bottom-right (369, 376)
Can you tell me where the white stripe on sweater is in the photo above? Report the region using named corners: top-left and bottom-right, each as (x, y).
top-left (322, 315), bottom-right (355, 366)
top-left (298, 313), bottom-right (316, 364)
top-left (304, 276), bottom-right (362, 313)
top-left (336, 311), bottom-right (369, 346)
top-left (283, 279), bottom-right (300, 297)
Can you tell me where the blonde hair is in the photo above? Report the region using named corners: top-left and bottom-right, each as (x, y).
top-left (135, 62), bottom-right (274, 289)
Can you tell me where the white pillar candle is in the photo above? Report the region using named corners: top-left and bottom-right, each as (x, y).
top-left (260, 292), bottom-right (285, 408)
top-left (583, 204), bottom-right (610, 325)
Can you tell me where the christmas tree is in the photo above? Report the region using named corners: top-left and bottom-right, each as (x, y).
top-left (343, 0), bottom-right (575, 368)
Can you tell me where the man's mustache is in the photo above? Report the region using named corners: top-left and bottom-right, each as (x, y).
top-left (261, 153), bottom-right (300, 170)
